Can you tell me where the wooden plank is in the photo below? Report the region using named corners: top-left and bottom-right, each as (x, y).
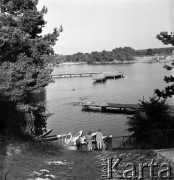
top-left (81, 103), bottom-right (174, 116)
top-left (107, 103), bottom-right (140, 109)
top-left (51, 71), bottom-right (124, 79)
top-left (51, 72), bottom-right (98, 76)
top-left (93, 71), bottom-right (124, 81)
top-left (81, 103), bottom-right (140, 109)
top-left (81, 103), bottom-right (108, 108)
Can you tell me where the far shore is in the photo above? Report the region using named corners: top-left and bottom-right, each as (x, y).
top-left (50, 55), bottom-right (174, 67)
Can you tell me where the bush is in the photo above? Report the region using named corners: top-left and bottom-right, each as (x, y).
top-left (126, 97), bottom-right (174, 148)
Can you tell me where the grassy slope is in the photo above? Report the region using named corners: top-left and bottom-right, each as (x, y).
top-left (0, 140), bottom-right (171, 180)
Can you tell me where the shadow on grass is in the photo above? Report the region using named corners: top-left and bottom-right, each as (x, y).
top-left (0, 138), bottom-right (64, 180)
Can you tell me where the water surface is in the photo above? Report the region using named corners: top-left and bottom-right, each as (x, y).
top-left (46, 63), bottom-right (173, 137)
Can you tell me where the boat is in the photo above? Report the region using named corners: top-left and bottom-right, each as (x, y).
top-left (41, 130), bottom-right (83, 143)
top-left (64, 132), bottom-right (72, 145)
top-left (37, 129), bottom-right (52, 138)
top-left (65, 130), bottom-right (83, 150)
top-left (71, 130), bottom-right (83, 144)
top-left (80, 132), bottom-right (97, 144)
top-left (91, 132), bottom-right (98, 137)
top-left (41, 133), bottom-right (70, 141)
top-left (103, 135), bottom-right (112, 140)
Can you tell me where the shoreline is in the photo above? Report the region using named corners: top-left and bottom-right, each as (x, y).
top-left (51, 56), bottom-right (174, 67)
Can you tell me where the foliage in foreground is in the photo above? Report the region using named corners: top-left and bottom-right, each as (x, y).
top-left (0, 0), bottom-right (62, 136)
top-left (126, 31), bottom-right (174, 148)
top-left (126, 97), bottom-right (174, 148)
top-left (155, 32), bottom-right (174, 99)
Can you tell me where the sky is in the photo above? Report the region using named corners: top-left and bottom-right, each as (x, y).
top-left (38, 0), bottom-right (173, 55)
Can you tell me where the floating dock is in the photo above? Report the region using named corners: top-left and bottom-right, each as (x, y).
top-left (51, 72), bottom-right (98, 78)
top-left (81, 103), bottom-right (141, 114)
top-left (81, 102), bottom-right (174, 115)
top-left (92, 71), bottom-right (124, 82)
top-left (51, 71), bottom-right (124, 80)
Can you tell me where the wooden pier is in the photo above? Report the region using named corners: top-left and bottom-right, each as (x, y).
top-left (81, 103), bottom-right (141, 114)
top-left (81, 102), bottom-right (174, 115)
top-left (92, 71), bottom-right (124, 82)
top-left (51, 71), bottom-right (124, 80)
top-left (51, 72), bottom-right (98, 78)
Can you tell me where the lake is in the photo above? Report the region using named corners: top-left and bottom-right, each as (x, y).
top-left (45, 63), bottom-right (174, 137)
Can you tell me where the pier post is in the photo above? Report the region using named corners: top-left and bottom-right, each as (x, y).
top-left (101, 106), bottom-right (107, 112)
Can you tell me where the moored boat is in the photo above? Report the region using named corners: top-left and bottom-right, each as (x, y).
top-left (41, 133), bottom-right (70, 141)
top-left (38, 129), bottom-right (52, 138)
top-left (65, 130), bottom-right (83, 150)
top-left (71, 130), bottom-right (83, 145)
top-left (64, 132), bottom-right (72, 145)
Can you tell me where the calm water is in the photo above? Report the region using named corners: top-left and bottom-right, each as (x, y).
top-left (46, 63), bottom-right (173, 137)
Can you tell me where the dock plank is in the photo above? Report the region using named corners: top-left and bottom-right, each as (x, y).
top-left (93, 71), bottom-right (124, 81)
top-left (107, 103), bottom-right (140, 109)
top-left (81, 103), bottom-right (140, 109)
top-left (81, 102), bottom-right (174, 115)
top-left (51, 72), bottom-right (99, 78)
top-left (51, 71), bottom-right (124, 80)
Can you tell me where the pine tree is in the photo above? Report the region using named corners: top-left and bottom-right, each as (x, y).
top-left (155, 31), bottom-right (174, 99)
top-left (0, 0), bottom-right (62, 136)
top-left (126, 32), bottom-right (174, 148)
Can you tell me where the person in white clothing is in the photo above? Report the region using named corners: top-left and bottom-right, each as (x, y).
top-left (96, 129), bottom-right (103, 151)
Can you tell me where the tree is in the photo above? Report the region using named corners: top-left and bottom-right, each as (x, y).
top-left (146, 48), bottom-right (153, 56)
top-left (126, 31), bottom-right (174, 148)
top-left (155, 32), bottom-right (174, 99)
top-left (126, 97), bottom-right (174, 148)
top-left (0, 0), bottom-right (62, 136)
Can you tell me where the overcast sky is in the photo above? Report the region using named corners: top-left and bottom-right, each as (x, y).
top-left (38, 0), bottom-right (173, 55)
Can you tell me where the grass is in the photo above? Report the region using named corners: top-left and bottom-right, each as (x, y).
top-left (0, 139), bottom-right (172, 180)
top-left (0, 139), bottom-right (101, 180)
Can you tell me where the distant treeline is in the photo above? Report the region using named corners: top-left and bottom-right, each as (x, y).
top-left (49, 47), bottom-right (174, 65)
top-left (136, 47), bottom-right (174, 56)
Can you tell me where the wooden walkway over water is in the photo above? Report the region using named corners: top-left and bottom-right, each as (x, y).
top-left (81, 103), bottom-right (141, 114)
top-left (93, 71), bottom-right (124, 81)
top-left (51, 72), bottom-right (98, 78)
top-left (81, 102), bottom-right (174, 115)
top-left (51, 71), bottom-right (124, 80)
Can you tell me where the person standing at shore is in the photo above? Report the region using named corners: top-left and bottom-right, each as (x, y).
top-left (86, 132), bottom-right (93, 151)
top-left (96, 129), bottom-right (103, 151)
top-left (76, 136), bottom-right (81, 150)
